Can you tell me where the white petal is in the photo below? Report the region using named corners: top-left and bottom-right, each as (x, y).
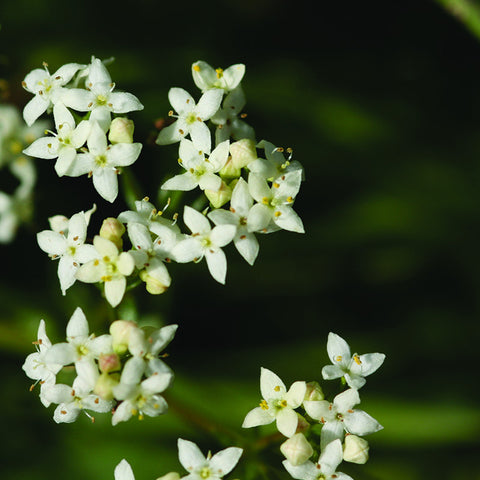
top-left (276, 408), bottom-right (298, 437)
top-left (210, 224), bottom-right (236, 247)
top-left (107, 142), bottom-right (142, 167)
top-left (104, 276), bottom-right (127, 307)
top-left (260, 367), bottom-right (286, 399)
top-left (37, 230), bottom-right (67, 255)
top-left (57, 255), bottom-right (78, 294)
top-left (327, 332), bottom-right (351, 367)
top-left (189, 121), bottom-right (211, 154)
top-left (177, 438), bottom-right (206, 471)
top-left (205, 248), bottom-right (227, 284)
top-left (23, 137), bottom-right (59, 159)
top-left (209, 447), bottom-right (243, 476)
top-left (92, 168), bottom-right (118, 203)
top-left (23, 96), bottom-right (49, 126)
top-left (161, 173), bottom-right (198, 191)
top-left (247, 203), bottom-right (272, 233)
top-left (334, 388), bottom-right (360, 413)
top-left (242, 406), bottom-right (274, 428)
top-left (183, 205), bottom-right (211, 234)
top-left (196, 88), bottom-right (223, 120)
top-left (66, 307), bottom-right (89, 339)
top-left (109, 91), bottom-right (144, 113)
top-left (169, 88), bottom-right (195, 114)
top-left (320, 420), bottom-right (344, 450)
top-left (114, 460), bottom-right (135, 480)
top-left (274, 206), bottom-right (304, 234)
top-left (344, 410), bottom-right (383, 436)
top-left (234, 233), bottom-right (259, 266)
top-left (285, 381), bottom-right (307, 408)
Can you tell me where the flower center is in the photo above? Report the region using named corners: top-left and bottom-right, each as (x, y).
top-left (199, 467), bottom-right (211, 479)
top-left (95, 154), bottom-right (108, 167)
top-left (96, 94), bottom-right (108, 106)
top-left (185, 112), bottom-right (197, 125)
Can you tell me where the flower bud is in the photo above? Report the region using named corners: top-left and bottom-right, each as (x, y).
top-left (219, 156), bottom-right (242, 179)
top-left (280, 433), bottom-right (314, 466)
top-left (295, 413), bottom-right (310, 433)
top-left (94, 372), bottom-right (120, 401)
top-left (108, 117), bottom-right (135, 144)
top-left (98, 353), bottom-right (121, 373)
top-left (343, 434), bottom-right (369, 464)
top-left (204, 180), bottom-right (232, 208)
top-left (110, 320), bottom-right (138, 355)
top-left (99, 217), bottom-right (125, 250)
top-left (156, 473), bottom-right (180, 480)
top-left (139, 269), bottom-right (169, 295)
top-left (230, 138), bottom-right (257, 169)
top-left (304, 381), bottom-right (324, 402)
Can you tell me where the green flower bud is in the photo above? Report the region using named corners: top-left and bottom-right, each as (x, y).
top-left (219, 155), bottom-right (242, 179)
top-left (204, 180), bottom-right (232, 208)
top-left (304, 381), bottom-right (324, 401)
top-left (230, 138), bottom-right (257, 169)
top-left (94, 372), bottom-right (120, 401)
top-left (110, 320), bottom-right (138, 355)
top-left (343, 434), bottom-right (369, 464)
top-left (139, 269), bottom-right (169, 295)
top-left (108, 117), bottom-right (135, 144)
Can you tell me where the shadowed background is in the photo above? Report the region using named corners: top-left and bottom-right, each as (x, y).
top-left (1, 1), bottom-right (479, 479)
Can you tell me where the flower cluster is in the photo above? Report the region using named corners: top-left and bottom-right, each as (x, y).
top-left (22, 307), bottom-right (177, 425)
top-left (242, 332), bottom-right (385, 479)
top-left (0, 104), bottom-right (45, 242)
top-left (22, 57), bottom-right (143, 202)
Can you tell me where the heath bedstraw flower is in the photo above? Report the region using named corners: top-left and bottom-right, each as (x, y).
top-left (161, 139), bottom-right (229, 193)
top-left (304, 388), bottom-right (383, 449)
top-left (62, 56), bottom-right (144, 131)
top-left (22, 319), bottom-right (63, 407)
top-left (36, 208), bottom-right (98, 295)
top-left (156, 87), bottom-right (223, 154)
top-left (191, 61), bottom-right (245, 93)
top-left (283, 439), bottom-right (353, 480)
top-left (111, 357), bottom-right (173, 425)
top-left (118, 197), bottom-right (177, 232)
top-left (76, 235), bottom-right (135, 307)
top-left (177, 438), bottom-right (243, 480)
top-left (23, 103), bottom-right (91, 177)
top-left (44, 307), bottom-right (113, 367)
top-left (43, 358), bottom-right (113, 423)
top-left (22, 61), bottom-right (85, 126)
top-left (172, 206), bottom-right (236, 284)
top-left (115, 460), bottom-right (135, 480)
top-left (208, 178), bottom-right (259, 265)
top-left (322, 332), bottom-right (386, 390)
top-left (242, 367), bottom-right (307, 437)
top-left (66, 121), bottom-right (142, 203)
top-left (247, 170), bottom-right (305, 234)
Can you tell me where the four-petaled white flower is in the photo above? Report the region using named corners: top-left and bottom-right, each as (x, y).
top-left (114, 460), bottom-right (135, 480)
top-left (242, 367), bottom-right (307, 438)
top-left (304, 388), bottom-right (383, 449)
top-left (36, 208), bottom-right (98, 295)
top-left (161, 139), bottom-right (229, 192)
top-left (22, 62), bottom-right (85, 126)
top-left (67, 121), bottom-right (142, 203)
top-left (22, 319), bottom-right (63, 407)
top-left (75, 236), bottom-right (135, 307)
top-left (322, 332), bottom-right (386, 390)
top-left (172, 206), bottom-right (236, 284)
top-left (156, 87), bottom-right (223, 154)
top-left (283, 439), bottom-right (353, 480)
top-left (208, 178), bottom-right (259, 265)
top-left (177, 438), bottom-right (243, 480)
top-left (62, 57), bottom-right (144, 131)
top-left (191, 61), bottom-right (245, 93)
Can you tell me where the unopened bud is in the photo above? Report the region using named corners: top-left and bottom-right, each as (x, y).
top-left (230, 138), bottom-right (257, 169)
top-left (139, 269), bottom-right (170, 295)
top-left (295, 413), bottom-right (310, 433)
top-left (108, 117), bottom-right (135, 144)
top-left (304, 381), bottom-right (324, 402)
top-left (219, 156), bottom-right (242, 179)
top-left (94, 372), bottom-right (120, 401)
top-left (343, 434), bottom-right (369, 464)
top-left (99, 217), bottom-right (125, 250)
top-left (110, 320), bottom-right (138, 355)
top-left (156, 473), bottom-right (181, 480)
top-left (204, 180), bottom-right (232, 208)
top-left (280, 433), bottom-right (314, 466)
top-left (98, 353), bottom-right (121, 373)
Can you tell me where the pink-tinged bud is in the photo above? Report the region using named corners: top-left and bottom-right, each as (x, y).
top-left (204, 180), bottom-right (232, 208)
top-left (94, 372), bottom-right (120, 401)
top-left (99, 217), bottom-right (125, 250)
top-left (110, 320), bottom-right (138, 355)
top-left (155, 473), bottom-right (181, 480)
top-left (280, 433), bottom-right (314, 466)
top-left (98, 353), bottom-right (121, 373)
top-left (295, 413), bottom-right (310, 433)
top-left (343, 434), bottom-right (369, 464)
top-left (230, 138), bottom-right (257, 169)
top-left (108, 117), bottom-right (135, 144)
top-left (304, 381), bottom-right (324, 402)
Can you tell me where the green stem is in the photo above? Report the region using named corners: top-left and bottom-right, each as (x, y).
top-left (434, 0), bottom-right (480, 41)
top-left (121, 167), bottom-right (145, 210)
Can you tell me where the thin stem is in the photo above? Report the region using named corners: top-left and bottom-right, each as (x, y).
top-left (434, 0), bottom-right (480, 41)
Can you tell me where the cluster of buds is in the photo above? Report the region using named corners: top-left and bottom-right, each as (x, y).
top-left (22, 308), bottom-right (177, 425)
top-left (242, 333), bottom-right (385, 479)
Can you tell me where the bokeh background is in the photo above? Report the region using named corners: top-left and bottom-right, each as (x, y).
top-left (1, 0), bottom-right (479, 479)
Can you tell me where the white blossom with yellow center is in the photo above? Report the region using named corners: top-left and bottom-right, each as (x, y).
top-left (191, 60), bottom-right (245, 93)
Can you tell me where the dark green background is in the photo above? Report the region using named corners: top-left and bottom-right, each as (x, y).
top-left (1, 1), bottom-right (479, 479)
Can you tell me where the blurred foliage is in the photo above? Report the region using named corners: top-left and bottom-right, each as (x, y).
top-left (1, 0), bottom-right (480, 479)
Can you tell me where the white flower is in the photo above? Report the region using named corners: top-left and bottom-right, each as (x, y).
top-left (177, 438), bottom-right (243, 480)
top-left (23, 103), bottom-right (91, 177)
top-left (303, 388), bottom-right (383, 449)
top-left (62, 57), bottom-right (143, 131)
top-left (242, 367), bottom-right (306, 438)
top-left (22, 62), bottom-right (85, 126)
top-left (156, 87), bottom-right (223, 154)
top-left (208, 178), bottom-right (259, 265)
top-left (75, 236), bottom-right (135, 307)
top-left (322, 332), bottom-right (386, 389)
top-left (67, 121), bottom-right (142, 202)
top-left (44, 307), bottom-right (113, 367)
top-left (115, 460), bottom-right (135, 480)
top-left (172, 206), bottom-right (236, 284)
top-left (247, 171), bottom-right (304, 234)
top-left (43, 358), bottom-right (113, 423)
top-left (36, 208), bottom-right (98, 295)
top-left (111, 357), bottom-right (173, 425)
top-left (191, 61), bottom-right (245, 93)
top-left (283, 439), bottom-right (353, 480)
top-left (161, 139), bottom-right (229, 192)
top-left (22, 319), bottom-right (63, 407)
